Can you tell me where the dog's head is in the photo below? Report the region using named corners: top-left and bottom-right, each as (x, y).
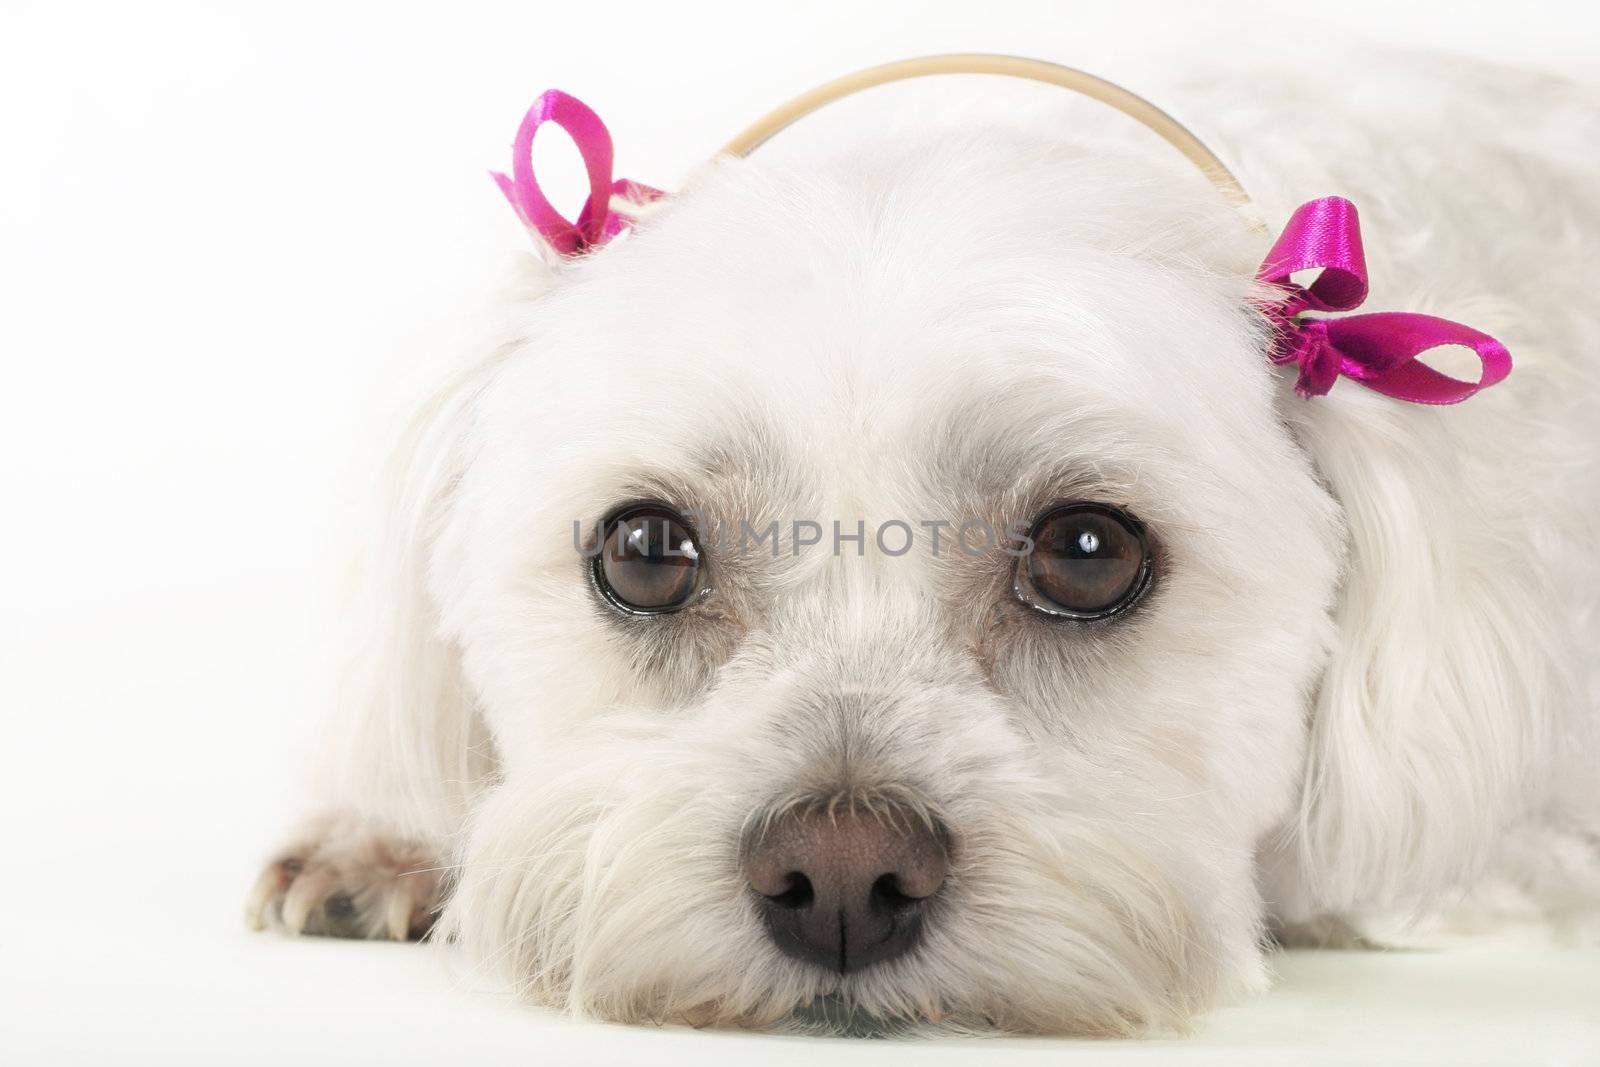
top-left (362, 129), bottom-right (1538, 1033)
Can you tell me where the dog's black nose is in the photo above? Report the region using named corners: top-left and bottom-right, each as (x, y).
top-left (743, 802), bottom-right (948, 974)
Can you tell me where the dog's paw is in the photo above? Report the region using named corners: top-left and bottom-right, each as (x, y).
top-left (246, 815), bottom-right (445, 941)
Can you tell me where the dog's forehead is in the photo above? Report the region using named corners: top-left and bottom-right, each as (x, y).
top-left (501, 133), bottom-right (1275, 507)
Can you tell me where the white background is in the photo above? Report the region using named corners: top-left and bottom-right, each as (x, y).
top-left (3, 2), bottom-right (1598, 1064)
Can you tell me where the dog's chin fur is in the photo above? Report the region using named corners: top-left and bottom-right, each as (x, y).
top-left (252, 52), bottom-right (1600, 1035)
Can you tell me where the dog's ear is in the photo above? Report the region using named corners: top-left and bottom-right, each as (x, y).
top-left (313, 283), bottom-right (542, 839)
top-left (1275, 390), bottom-right (1563, 916)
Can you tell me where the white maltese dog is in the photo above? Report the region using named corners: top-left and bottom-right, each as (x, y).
top-left (249, 51), bottom-right (1599, 1035)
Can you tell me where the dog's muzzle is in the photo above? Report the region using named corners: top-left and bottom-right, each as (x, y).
top-left (743, 801), bottom-right (949, 974)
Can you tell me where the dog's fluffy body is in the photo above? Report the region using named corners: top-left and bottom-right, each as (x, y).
top-left (251, 53), bottom-right (1600, 1034)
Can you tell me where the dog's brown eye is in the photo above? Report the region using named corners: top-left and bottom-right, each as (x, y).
top-left (1016, 503), bottom-right (1150, 619)
top-left (594, 505), bottom-right (703, 614)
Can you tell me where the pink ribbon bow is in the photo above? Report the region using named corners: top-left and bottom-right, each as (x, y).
top-left (1257, 196), bottom-right (1511, 403)
top-left (490, 96), bottom-right (1509, 403)
top-left (492, 90), bottom-right (662, 256)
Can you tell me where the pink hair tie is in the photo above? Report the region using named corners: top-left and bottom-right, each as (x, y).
top-left (1258, 196), bottom-right (1511, 404)
top-left (491, 90), bottom-right (662, 256)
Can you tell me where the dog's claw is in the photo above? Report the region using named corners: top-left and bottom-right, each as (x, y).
top-left (244, 860), bottom-right (289, 931)
top-left (281, 866), bottom-right (335, 935)
top-left (385, 879), bottom-right (421, 941)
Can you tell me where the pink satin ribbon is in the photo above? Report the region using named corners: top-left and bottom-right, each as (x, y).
top-left (1258, 196), bottom-right (1511, 403)
top-left (492, 90), bottom-right (662, 256)
top-left (492, 95), bottom-right (1509, 404)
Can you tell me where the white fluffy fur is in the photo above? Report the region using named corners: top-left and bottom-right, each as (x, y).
top-left (250, 52), bottom-right (1600, 1034)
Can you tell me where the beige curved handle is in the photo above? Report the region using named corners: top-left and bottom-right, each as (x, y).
top-left (719, 53), bottom-right (1254, 215)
